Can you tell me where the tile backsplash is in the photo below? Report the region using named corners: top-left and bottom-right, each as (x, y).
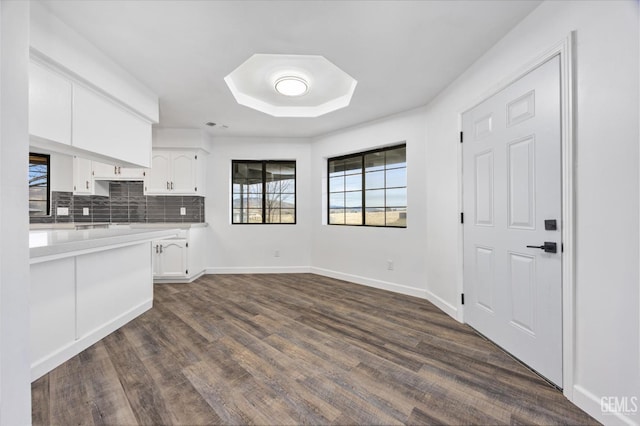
top-left (30, 182), bottom-right (204, 224)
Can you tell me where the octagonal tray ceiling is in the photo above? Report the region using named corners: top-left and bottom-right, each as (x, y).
top-left (225, 54), bottom-right (357, 118)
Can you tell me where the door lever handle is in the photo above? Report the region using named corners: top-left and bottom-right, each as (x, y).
top-left (526, 242), bottom-right (557, 253)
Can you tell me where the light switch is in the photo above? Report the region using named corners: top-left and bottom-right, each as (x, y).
top-left (56, 207), bottom-right (69, 216)
top-left (180, 207), bottom-right (186, 216)
top-left (83, 207), bottom-right (89, 216)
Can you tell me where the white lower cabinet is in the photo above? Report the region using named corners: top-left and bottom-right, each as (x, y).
top-left (153, 239), bottom-right (188, 278)
top-left (152, 227), bottom-right (205, 282)
top-left (30, 241), bottom-right (153, 381)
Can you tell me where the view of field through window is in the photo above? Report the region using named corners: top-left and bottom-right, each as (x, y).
top-left (232, 160), bottom-right (296, 224)
top-left (29, 153), bottom-right (50, 217)
top-left (328, 144), bottom-right (406, 227)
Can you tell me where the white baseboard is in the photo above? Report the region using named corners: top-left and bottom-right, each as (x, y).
top-left (424, 288), bottom-right (458, 319)
top-left (205, 266), bottom-right (312, 274)
top-left (154, 270), bottom-right (205, 284)
top-left (309, 267), bottom-right (427, 299)
top-left (573, 385), bottom-right (638, 426)
top-left (30, 299), bottom-right (153, 382)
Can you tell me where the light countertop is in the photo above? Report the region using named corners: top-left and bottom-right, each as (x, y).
top-left (30, 227), bottom-right (181, 262)
top-left (30, 222), bottom-right (208, 230)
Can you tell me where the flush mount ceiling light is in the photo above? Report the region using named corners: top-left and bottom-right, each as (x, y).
top-left (224, 54), bottom-right (357, 118)
top-left (274, 76), bottom-right (309, 97)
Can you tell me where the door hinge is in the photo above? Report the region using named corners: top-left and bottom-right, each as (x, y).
top-left (73, 185), bottom-right (76, 191)
top-left (460, 131), bottom-right (463, 143)
top-left (460, 212), bottom-right (464, 224)
top-left (195, 187), bottom-right (197, 192)
top-left (186, 242), bottom-right (189, 248)
top-left (186, 269), bottom-right (188, 275)
top-left (195, 155), bottom-right (198, 160)
top-left (143, 171), bottom-right (146, 177)
top-left (461, 293), bottom-right (465, 305)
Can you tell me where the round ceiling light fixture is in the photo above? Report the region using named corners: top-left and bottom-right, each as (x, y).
top-left (274, 76), bottom-right (309, 97)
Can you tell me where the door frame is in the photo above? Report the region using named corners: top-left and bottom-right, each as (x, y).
top-left (457, 33), bottom-right (575, 397)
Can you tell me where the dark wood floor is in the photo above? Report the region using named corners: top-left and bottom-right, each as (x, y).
top-left (32, 273), bottom-right (597, 425)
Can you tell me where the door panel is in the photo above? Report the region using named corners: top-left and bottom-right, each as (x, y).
top-left (475, 151), bottom-right (494, 226)
top-left (463, 55), bottom-right (562, 386)
top-left (507, 136), bottom-right (535, 229)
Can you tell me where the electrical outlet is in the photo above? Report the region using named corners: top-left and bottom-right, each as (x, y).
top-left (274, 250), bottom-right (280, 258)
top-left (180, 207), bottom-right (186, 216)
top-left (387, 260), bottom-right (394, 271)
top-left (56, 207), bottom-right (69, 216)
top-left (82, 207), bottom-right (90, 216)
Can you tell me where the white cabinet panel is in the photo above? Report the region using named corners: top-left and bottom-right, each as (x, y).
top-left (92, 161), bottom-right (145, 180)
top-left (76, 244), bottom-right (152, 338)
top-left (145, 150), bottom-right (200, 195)
top-left (73, 84), bottom-right (151, 167)
top-left (29, 61), bottom-right (72, 145)
top-left (172, 152), bottom-right (197, 193)
top-left (72, 156), bottom-right (93, 195)
top-left (187, 227), bottom-right (205, 279)
top-left (146, 152), bottom-right (172, 193)
top-left (153, 239), bottom-right (188, 278)
top-left (73, 157), bottom-right (109, 196)
top-left (30, 258), bottom-right (76, 366)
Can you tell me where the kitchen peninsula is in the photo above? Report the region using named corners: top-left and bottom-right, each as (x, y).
top-left (29, 227), bottom-right (179, 380)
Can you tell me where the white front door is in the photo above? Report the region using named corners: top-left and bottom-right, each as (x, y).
top-left (462, 55), bottom-right (562, 386)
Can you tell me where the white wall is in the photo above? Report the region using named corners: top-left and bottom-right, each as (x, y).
top-left (153, 128), bottom-right (209, 151)
top-left (421, 1), bottom-right (639, 424)
top-left (204, 137), bottom-right (312, 273)
top-left (309, 109), bottom-right (437, 306)
top-left (0, 0), bottom-right (32, 424)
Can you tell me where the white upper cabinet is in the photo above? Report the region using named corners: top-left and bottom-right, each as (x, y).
top-left (73, 85), bottom-right (152, 168)
top-left (72, 156), bottom-right (94, 195)
top-left (145, 150), bottom-right (200, 195)
top-left (92, 161), bottom-right (145, 180)
top-left (72, 157), bottom-right (108, 196)
top-left (172, 152), bottom-right (198, 193)
top-left (29, 61), bottom-right (72, 145)
top-left (29, 59), bottom-right (155, 168)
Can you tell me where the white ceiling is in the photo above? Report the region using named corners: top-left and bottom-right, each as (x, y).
top-left (40, 0), bottom-right (541, 138)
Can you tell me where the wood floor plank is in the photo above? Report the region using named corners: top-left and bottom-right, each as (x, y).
top-left (47, 355), bottom-right (96, 426)
top-left (31, 374), bottom-right (50, 426)
top-left (100, 329), bottom-right (175, 425)
top-left (77, 342), bottom-right (138, 426)
top-left (33, 273), bottom-right (598, 426)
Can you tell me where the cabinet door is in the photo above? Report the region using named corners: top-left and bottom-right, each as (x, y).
top-left (145, 152), bottom-right (172, 194)
top-left (73, 84), bottom-right (152, 167)
top-left (93, 161), bottom-right (144, 180)
top-left (152, 242), bottom-right (162, 276)
top-left (73, 157), bottom-right (93, 195)
top-left (118, 167), bottom-right (145, 180)
top-left (92, 161), bottom-right (117, 179)
top-left (171, 152), bottom-right (198, 194)
top-left (158, 240), bottom-right (187, 277)
top-left (29, 61), bottom-right (72, 145)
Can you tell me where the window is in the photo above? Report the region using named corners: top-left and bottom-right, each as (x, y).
top-left (232, 160), bottom-right (296, 224)
top-left (328, 144), bottom-right (406, 227)
top-left (29, 152), bottom-right (50, 217)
